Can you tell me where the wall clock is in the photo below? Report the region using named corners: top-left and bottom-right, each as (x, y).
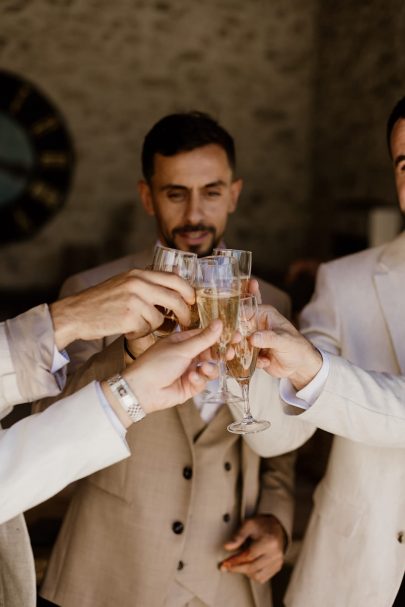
top-left (0, 69), bottom-right (74, 243)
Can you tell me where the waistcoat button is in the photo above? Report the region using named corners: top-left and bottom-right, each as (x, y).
top-left (224, 461), bottom-right (232, 471)
top-left (172, 521), bottom-right (184, 534)
top-left (177, 560), bottom-right (184, 570)
top-left (183, 466), bottom-right (193, 480)
top-left (398, 531), bottom-right (404, 544)
top-left (223, 513), bottom-right (231, 523)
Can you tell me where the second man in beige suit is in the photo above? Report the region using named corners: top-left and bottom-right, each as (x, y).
top-left (38, 112), bottom-right (296, 607)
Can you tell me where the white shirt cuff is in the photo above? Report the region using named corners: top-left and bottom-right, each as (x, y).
top-left (95, 381), bottom-right (127, 439)
top-left (51, 346), bottom-right (69, 373)
top-left (279, 350), bottom-right (330, 410)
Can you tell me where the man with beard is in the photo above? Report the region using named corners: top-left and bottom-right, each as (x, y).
top-left (37, 112), bottom-right (295, 607)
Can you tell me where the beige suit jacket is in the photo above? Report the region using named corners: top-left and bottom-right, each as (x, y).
top-left (39, 248), bottom-right (296, 607)
top-left (283, 232), bottom-right (405, 607)
top-left (0, 307), bottom-right (130, 607)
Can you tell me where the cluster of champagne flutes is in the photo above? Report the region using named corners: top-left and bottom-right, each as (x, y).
top-left (150, 245), bottom-right (271, 434)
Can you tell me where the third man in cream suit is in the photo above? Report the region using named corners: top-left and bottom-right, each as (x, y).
top-left (247, 97), bottom-right (405, 607)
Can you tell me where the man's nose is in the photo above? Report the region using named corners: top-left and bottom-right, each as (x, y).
top-left (184, 194), bottom-right (204, 224)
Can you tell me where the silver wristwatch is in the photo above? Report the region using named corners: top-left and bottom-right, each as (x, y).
top-left (107, 374), bottom-right (146, 423)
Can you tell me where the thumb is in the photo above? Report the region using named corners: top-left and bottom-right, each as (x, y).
top-left (224, 520), bottom-right (252, 550)
top-left (176, 320), bottom-right (223, 357)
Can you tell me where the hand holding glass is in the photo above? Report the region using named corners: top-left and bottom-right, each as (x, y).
top-left (151, 246), bottom-right (198, 337)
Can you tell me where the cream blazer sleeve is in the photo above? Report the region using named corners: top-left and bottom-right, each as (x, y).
top-left (0, 382), bottom-right (130, 525)
top-left (289, 354), bottom-right (405, 448)
top-left (290, 261), bottom-right (405, 447)
top-left (0, 307), bottom-right (130, 524)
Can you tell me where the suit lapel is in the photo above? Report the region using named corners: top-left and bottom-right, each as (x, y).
top-left (374, 231), bottom-right (405, 373)
top-left (176, 400), bottom-right (207, 446)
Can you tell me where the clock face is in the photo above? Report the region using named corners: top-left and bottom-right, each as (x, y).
top-left (0, 70), bottom-right (74, 243)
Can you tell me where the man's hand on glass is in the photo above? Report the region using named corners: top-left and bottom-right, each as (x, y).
top-left (50, 268), bottom-right (195, 351)
top-left (249, 305), bottom-right (323, 391)
top-left (102, 321), bottom-right (227, 427)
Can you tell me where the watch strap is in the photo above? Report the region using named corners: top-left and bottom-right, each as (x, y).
top-left (107, 374), bottom-right (146, 423)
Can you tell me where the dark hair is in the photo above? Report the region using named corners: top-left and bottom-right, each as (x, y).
top-left (387, 96), bottom-right (405, 156)
top-left (141, 111), bottom-right (236, 182)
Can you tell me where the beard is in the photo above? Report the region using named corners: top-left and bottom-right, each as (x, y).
top-left (161, 223), bottom-right (221, 257)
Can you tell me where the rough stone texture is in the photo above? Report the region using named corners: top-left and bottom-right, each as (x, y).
top-left (2, 0), bottom-right (404, 295)
top-left (0, 0), bottom-right (316, 291)
top-left (310, 0), bottom-right (405, 258)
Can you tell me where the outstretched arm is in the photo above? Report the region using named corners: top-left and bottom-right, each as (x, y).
top-left (0, 322), bottom-right (222, 523)
top-left (251, 305), bottom-right (405, 448)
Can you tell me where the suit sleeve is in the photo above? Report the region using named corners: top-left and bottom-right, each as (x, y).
top-left (293, 355), bottom-right (405, 448)
top-left (0, 382), bottom-right (130, 525)
top-left (0, 306), bottom-right (64, 410)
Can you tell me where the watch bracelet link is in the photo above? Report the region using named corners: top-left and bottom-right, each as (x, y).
top-left (106, 374), bottom-right (146, 423)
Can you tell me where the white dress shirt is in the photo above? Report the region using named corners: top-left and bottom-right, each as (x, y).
top-left (280, 350), bottom-right (330, 409)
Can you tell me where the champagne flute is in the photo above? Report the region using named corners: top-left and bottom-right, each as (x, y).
top-left (227, 295), bottom-right (271, 434)
top-left (195, 256), bottom-right (243, 406)
top-left (213, 249), bottom-right (252, 295)
top-left (151, 246), bottom-right (198, 337)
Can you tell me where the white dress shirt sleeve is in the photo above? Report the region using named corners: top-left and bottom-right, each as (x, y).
top-left (279, 350), bottom-right (330, 410)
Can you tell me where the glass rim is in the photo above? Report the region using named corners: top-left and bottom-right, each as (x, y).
top-left (197, 255), bottom-right (238, 264)
top-left (153, 244), bottom-right (197, 258)
top-left (213, 248), bottom-right (252, 256)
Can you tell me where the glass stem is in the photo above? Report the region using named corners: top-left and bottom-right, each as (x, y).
top-left (241, 381), bottom-right (252, 419)
top-left (218, 345), bottom-right (228, 393)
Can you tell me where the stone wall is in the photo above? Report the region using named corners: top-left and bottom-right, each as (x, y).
top-left (0, 0), bottom-right (317, 294)
top-left (310, 0), bottom-right (405, 258)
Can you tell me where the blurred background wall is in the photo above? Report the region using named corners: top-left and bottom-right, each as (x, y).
top-left (0, 0), bottom-right (316, 300)
top-left (0, 0), bottom-right (405, 308)
top-left (1, 0), bottom-right (402, 310)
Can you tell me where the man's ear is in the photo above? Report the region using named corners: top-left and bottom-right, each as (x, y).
top-left (228, 178), bottom-right (243, 213)
top-left (138, 180), bottom-right (155, 216)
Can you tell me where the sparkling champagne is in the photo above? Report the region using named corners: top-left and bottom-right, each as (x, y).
top-left (196, 289), bottom-right (239, 346)
top-left (240, 276), bottom-right (250, 295)
top-left (227, 339), bottom-right (258, 384)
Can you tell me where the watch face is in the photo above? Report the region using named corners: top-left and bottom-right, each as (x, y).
top-left (0, 69), bottom-right (74, 243)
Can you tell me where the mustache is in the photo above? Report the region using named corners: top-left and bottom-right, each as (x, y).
top-left (172, 224), bottom-right (215, 236)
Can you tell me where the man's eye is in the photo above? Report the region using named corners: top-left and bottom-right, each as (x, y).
top-left (400, 164), bottom-right (405, 172)
top-left (206, 190), bottom-right (221, 198)
top-left (168, 191), bottom-right (184, 200)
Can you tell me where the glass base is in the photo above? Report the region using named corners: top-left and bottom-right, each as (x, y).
top-left (227, 417), bottom-right (271, 435)
top-left (200, 387), bottom-right (243, 406)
